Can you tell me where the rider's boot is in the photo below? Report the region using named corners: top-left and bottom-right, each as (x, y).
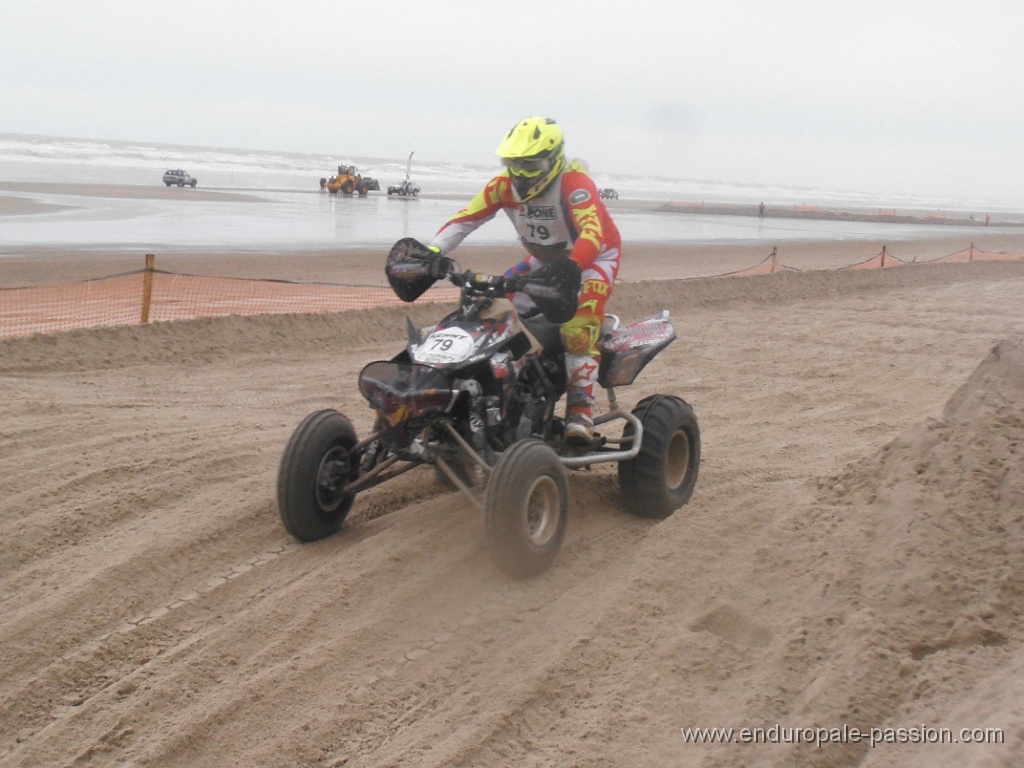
top-left (564, 353), bottom-right (599, 446)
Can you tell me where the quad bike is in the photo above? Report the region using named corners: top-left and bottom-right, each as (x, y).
top-left (277, 239), bottom-right (700, 577)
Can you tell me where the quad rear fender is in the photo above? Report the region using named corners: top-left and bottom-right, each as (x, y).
top-left (598, 312), bottom-right (676, 388)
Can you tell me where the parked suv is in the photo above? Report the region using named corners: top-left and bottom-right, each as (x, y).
top-left (163, 169), bottom-right (197, 188)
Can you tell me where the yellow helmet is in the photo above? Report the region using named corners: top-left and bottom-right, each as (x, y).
top-left (496, 116), bottom-right (565, 201)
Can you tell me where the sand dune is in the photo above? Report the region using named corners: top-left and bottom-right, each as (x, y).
top-left (1, 260), bottom-right (1023, 767)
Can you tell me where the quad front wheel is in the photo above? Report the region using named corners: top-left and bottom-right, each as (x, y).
top-left (618, 395), bottom-right (700, 519)
top-left (484, 439), bottom-right (569, 578)
top-left (277, 409), bottom-right (359, 542)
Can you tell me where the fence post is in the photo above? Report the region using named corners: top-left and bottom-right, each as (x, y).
top-left (969, 242), bottom-right (975, 262)
top-left (881, 246), bottom-right (887, 268)
top-left (770, 246), bottom-right (778, 273)
top-left (141, 253), bottom-right (155, 324)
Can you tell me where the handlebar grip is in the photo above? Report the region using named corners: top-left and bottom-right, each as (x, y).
top-left (430, 256), bottom-right (454, 279)
top-left (503, 275), bottom-right (524, 294)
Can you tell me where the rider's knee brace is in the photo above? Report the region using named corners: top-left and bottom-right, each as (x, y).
top-left (560, 312), bottom-right (601, 358)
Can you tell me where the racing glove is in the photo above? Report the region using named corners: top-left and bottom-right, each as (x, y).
top-left (427, 245), bottom-right (453, 279)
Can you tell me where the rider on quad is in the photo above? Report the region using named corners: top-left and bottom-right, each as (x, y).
top-left (427, 116), bottom-right (622, 446)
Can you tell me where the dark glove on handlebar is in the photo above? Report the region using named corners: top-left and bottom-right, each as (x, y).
top-left (429, 256), bottom-right (453, 279)
top-left (503, 274), bottom-right (525, 294)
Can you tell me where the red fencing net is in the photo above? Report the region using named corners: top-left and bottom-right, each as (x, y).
top-left (2, 246), bottom-right (1022, 338)
top-left (1, 268), bottom-right (459, 337)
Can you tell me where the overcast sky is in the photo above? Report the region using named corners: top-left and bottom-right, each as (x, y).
top-left (2, 0), bottom-right (1022, 204)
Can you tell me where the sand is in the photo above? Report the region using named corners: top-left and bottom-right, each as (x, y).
top-left (2, 209), bottom-right (1024, 766)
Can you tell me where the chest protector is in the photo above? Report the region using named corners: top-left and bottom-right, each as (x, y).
top-left (502, 174), bottom-right (575, 263)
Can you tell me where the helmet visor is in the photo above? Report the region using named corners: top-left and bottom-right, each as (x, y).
top-left (501, 155), bottom-right (553, 177)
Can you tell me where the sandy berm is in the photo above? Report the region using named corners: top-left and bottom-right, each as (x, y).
top-left (1, 235), bottom-right (1023, 766)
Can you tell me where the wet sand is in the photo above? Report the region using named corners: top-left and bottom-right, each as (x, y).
top-left (3, 181), bottom-right (1023, 289)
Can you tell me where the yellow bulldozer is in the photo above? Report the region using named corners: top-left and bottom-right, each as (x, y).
top-left (323, 165), bottom-right (381, 196)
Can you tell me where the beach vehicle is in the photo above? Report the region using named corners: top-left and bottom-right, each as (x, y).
top-left (387, 180), bottom-right (420, 197)
top-left (163, 169), bottom-right (197, 188)
top-left (388, 150), bottom-right (420, 197)
top-left (276, 239), bottom-right (700, 577)
top-left (325, 165), bottom-right (380, 196)
top-left (599, 188), bottom-right (619, 200)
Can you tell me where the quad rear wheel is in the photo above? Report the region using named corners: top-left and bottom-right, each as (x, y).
top-left (277, 409), bottom-right (359, 541)
top-left (484, 439), bottom-right (569, 578)
top-left (618, 395), bottom-right (700, 519)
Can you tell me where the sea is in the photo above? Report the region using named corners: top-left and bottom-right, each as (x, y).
top-left (1, 133), bottom-right (1020, 252)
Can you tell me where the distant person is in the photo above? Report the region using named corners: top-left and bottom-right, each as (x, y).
top-left (985, 212), bottom-right (990, 226)
top-left (758, 201), bottom-right (766, 218)
top-left (426, 116), bottom-right (621, 445)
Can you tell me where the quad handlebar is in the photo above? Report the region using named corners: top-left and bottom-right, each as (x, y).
top-left (386, 237), bottom-right (581, 323)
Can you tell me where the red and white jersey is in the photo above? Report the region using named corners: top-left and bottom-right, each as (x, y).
top-left (429, 160), bottom-right (621, 272)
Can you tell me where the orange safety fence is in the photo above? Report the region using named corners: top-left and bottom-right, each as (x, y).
top-left (1, 257), bottom-right (459, 338)
top-left (2, 246), bottom-right (1023, 338)
top-left (714, 247), bottom-right (801, 278)
top-left (930, 245), bottom-right (1024, 263)
top-left (843, 246), bottom-right (910, 270)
